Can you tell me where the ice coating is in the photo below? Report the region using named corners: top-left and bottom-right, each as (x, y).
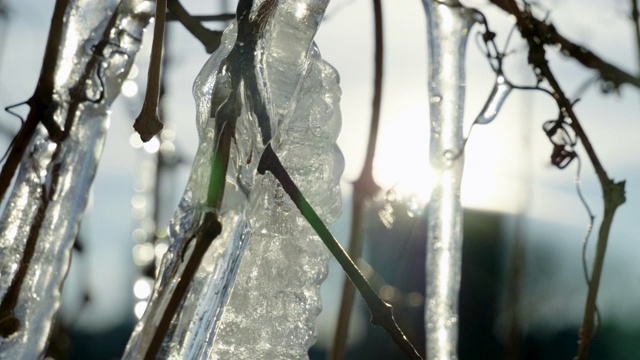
top-left (422, 1), bottom-right (476, 359)
top-left (210, 46), bottom-right (342, 359)
top-left (0, 0), bottom-right (153, 358)
top-left (123, 0), bottom-right (342, 358)
top-left (474, 74), bottom-right (512, 125)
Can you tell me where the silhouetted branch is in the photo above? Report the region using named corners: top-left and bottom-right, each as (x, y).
top-left (0, 0), bottom-right (68, 205)
top-left (489, 0), bottom-right (640, 90)
top-left (487, 1), bottom-right (627, 358)
top-left (167, 0), bottom-right (222, 53)
top-left (167, 13), bottom-right (235, 22)
top-left (632, 0), bottom-right (640, 70)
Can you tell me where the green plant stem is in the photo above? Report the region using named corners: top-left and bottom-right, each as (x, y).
top-left (258, 144), bottom-right (422, 360)
top-left (489, 1), bottom-right (627, 358)
top-left (329, 1), bottom-right (383, 358)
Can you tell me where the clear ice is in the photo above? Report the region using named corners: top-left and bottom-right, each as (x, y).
top-left (0, 0), bottom-right (154, 358)
top-left (123, 0), bottom-right (343, 359)
top-left (422, 1), bottom-right (476, 359)
top-left (474, 75), bottom-right (512, 125)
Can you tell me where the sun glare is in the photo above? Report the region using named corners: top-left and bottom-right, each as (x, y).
top-left (373, 106), bottom-right (521, 214)
top-left (374, 107), bottom-right (432, 208)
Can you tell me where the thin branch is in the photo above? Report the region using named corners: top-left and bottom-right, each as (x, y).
top-left (0, 0), bottom-right (68, 205)
top-left (632, 0), bottom-right (640, 72)
top-left (489, 0), bottom-right (640, 90)
top-left (133, 0), bottom-right (167, 142)
top-left (488, 1), bottom-right (626, 358)
top-left (167, 0), bottom-right (222, 53)
top-left (167, 13), bottom-right (235, 22)
top-left (258, 144), bottom-right (422, 360)
top-left (329, 1), bottom-right (383, 358)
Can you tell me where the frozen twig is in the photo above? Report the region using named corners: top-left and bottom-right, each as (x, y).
top-left (489, 1), bottom-right (626, 358)
top-left (0, 0), bottom-right (68, 206)
top-left (329, 0), bottom-right (383, 358)
top-left (0, 0), bottom-right (124, 337)
top-left (258, 144), bottom-right (422, 360)
top-left (142, 1), bottom-right (272, 356)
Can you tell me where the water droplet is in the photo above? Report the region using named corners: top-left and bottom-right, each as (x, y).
top-left (430, 95), bottom-right (442, 104)
top-left (443, 149), bottom-right (456, 161)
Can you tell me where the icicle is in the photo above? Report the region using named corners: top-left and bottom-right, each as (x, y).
top-left (421, 1), bottom-right (476, 359)
top-left (123, 1), bottom-right (342, 359)
top-left (0, 1), bottom-right (153, 358)
top-left (474, 75), bottom-right (512, 125)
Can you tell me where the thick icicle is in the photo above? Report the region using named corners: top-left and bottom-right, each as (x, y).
top-left (421, 1), bottom-right (476, 359)
top-left (123, 1), bottom-right (342, 359)
top-left (0, 1), bottom-right (153, 358)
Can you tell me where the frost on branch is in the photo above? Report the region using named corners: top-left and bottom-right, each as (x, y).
top-left (123, 1), bottom-right (343, 359)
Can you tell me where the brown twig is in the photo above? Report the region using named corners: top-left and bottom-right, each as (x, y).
top-left (488, 1), bottom-right (627, 358)
top-left (167, 0), bottom-right (222, 53)
top-left (329, 1), bottom-right (383, 358)
top-left (489, 0), bottom-right (640, 90)
top-left (0, 0), bottom-right (68, 206)
top-left (133, 0), bottom-right (167, 142)
top-left (632, 0), bottom-right (640, 71)
top-left (166, 13), bottom-right (235, 22)
top-left (0, 0), bottom-right (144, 337)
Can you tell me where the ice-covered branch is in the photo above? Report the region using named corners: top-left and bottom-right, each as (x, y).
top-left (0, 0), bottom-right (154, 357)
top-left (123, 1), bottom-right (345, 358)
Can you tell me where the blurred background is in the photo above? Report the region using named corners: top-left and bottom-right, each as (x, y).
top-left (0, 0), bottom-right (639, 359)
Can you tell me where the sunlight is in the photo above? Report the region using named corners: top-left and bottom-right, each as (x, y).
top-left (373, 106), bottom-right (432, 209)
top-left (373, 106), bottom-right (520, 214)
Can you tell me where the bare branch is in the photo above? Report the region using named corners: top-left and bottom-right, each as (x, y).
top-left (631, 0), bottom-right (640, 70)
top-left (133, 0), bottom-right (167, 142)
top-left (489, 0), bottom-right (640, 90)
top-left (0, 0), bottom-right (68, 206)
top-left (167, 0), bottom-right (222, 53)
top-left (487, 1), bottom-right (627, 358)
